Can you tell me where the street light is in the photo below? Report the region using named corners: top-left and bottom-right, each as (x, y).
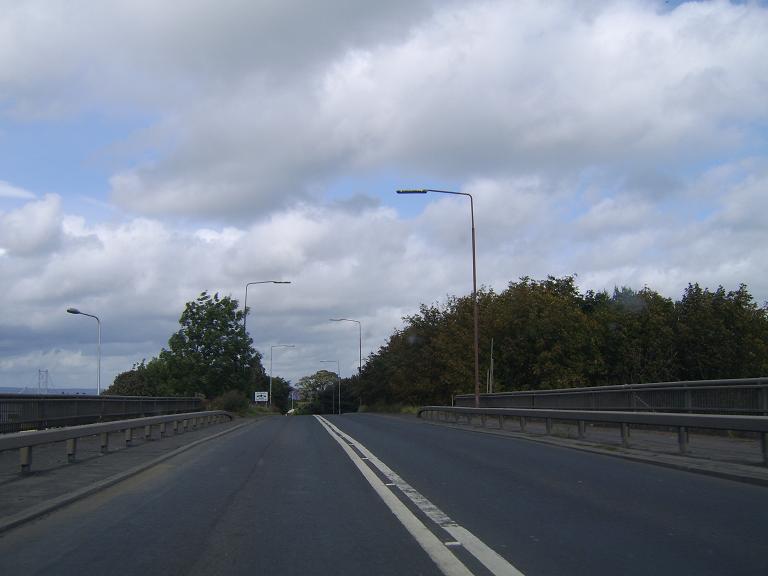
top-left (66, 308), bottom-right (101, 395)
top-left (328, 318), bottom-right (362, 378)
top-left (320, 359), bottom-right (340, 415)
top-left (243, 280), bottom-right (291, 334)
top-left (270, 344), bottom-right (295, 408)
top-left (397, 188), bottom-right (480, 408)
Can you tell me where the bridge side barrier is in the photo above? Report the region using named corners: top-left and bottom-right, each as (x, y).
top-left (0, 410), bottom-right (234, 473)
top-left (454, 377), bottom-right (768, 415)
top-left (418, 406), bottom-right (768, 465)
top-left (0, 395), bottom-right (205, 434)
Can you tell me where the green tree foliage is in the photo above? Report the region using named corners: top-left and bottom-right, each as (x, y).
top-left (268, 376), bottom-right (293, 414)
top-left (355, 276), bottom-right (768, 407)
top-left (675, 284), bottom-right (768, 379)
top-left (158, 292), bottom-right (264, 398)
top-left (585, 286), bottom-right (677, 385)
top-left (109, 291), bottom-right (267, 399)
top-left (296, 370), bottom-right (340, 414)
top-left (106, 358), bottom-right (175, 396)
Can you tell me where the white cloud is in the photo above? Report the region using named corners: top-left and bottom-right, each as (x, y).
top-left (5, 1), bottom-right (766, 217)
top-left (0, 194), bottom-right (63, 256)
top-left (0, 180), bottom-right (35, 199)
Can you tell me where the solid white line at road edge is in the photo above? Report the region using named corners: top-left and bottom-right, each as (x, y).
top-left (315, 415), bottom-right (525, 576)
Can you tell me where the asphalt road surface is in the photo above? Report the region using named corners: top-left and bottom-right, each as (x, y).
top-left (0, 413), bottom-right (766, 575)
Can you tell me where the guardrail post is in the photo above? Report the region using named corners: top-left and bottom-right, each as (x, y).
top-left (159, 422), bottom-right (166, 438)
top-left (545, 418), bottom-right (552, 435)
top-left (480, 414), bottom-right (487, 428)
top-left (184, 419), bottom-right (189, 433)
top-left (620, 423), bottom-right (630, 447)
top-left (67, 438), bottom-right (77, 463)
top-left (761, 433), bottom-right (767, 466)
top-left (172, 421), bottom-right (178, 435)
top-left (125, 428), bottom-right (133, 446)
top-left (678, 426), bottom-right (689, 454)
top-left (100, 432), bottom-right (109, 454)
top-left (144, 424), bottom-right (152, 440)
top-left (520, 416), bottom-right (527, 432)
top-left (578, 420), bottom-right (586, 439)
top-left (498, 415), bottom-right (504, 429)
top-left (20, 446), bottom-right (32, 473)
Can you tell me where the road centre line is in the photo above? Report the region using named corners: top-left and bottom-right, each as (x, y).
top-left (315, 416), bottom-right (525, 576)
top-left (314, 415), bottom-right (473, 576)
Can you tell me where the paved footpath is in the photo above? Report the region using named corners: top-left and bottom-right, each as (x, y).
top-left (0, 415), bottom-right (251, 524)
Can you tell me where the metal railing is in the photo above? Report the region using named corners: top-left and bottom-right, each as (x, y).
top-left (419, 405), bottom-right (768, 465)
top-left (0, 394), bottom-right (204, 434)
top-left (0, 410), bottom-right (233, 473)
top-left (454, 378), bottom-right (768, 415)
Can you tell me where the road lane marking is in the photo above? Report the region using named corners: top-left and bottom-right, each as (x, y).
top-left (316, 416), bottom-right (526, 576)
top-left (314, 416), bottom-right (474, 576)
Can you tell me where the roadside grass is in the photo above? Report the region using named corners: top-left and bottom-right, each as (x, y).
top-left (245, 405), bottom-right (282, 417)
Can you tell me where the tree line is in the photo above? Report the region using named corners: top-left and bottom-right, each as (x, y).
top-left (107, 278), bottom-right (768, 413)
top-left (346, 277), bottom-right (768, 408)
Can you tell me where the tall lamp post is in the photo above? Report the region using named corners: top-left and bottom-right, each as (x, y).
top-left (66, 308), bottom-right (101, 395)
top-left (243, 280), bottom-right (291, 334)
top-left (328, 318), bottom-right (362, 378)
top-left (397, 188), bottom-right (480, 408)
top-left (270, 344), bottom-right (295, 408)
top-left (320, 359), bottom-right (340, 415)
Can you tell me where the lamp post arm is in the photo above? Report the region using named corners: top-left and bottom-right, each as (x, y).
top-left (80, 313), bottom-right (101, 395)
top-left (396, 188), bottom-right (480, 408)
top-left (68, 311), bottom-right (101, 395)
top-left (243, 280), bottom-right (291, 333)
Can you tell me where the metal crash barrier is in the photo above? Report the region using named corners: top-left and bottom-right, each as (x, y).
top-left (418, 405), bottom-right (768, 465)
top-left (0, 410), bottom-right (234, 473)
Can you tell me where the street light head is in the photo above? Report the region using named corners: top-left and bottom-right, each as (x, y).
top-left (396, 189), bottom-right (428, 194)
top-left (66, 308), bottom-right (81, 315)
top-left (273, 281), bottom-right (291, 284)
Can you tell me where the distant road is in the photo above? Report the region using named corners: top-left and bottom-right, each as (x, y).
top-left (0, 414), bottom-right (766, 575)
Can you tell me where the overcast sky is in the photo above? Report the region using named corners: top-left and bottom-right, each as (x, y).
top-left (1, 0), bottom-right (767, 392)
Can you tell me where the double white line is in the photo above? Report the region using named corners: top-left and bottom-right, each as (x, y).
top-left (314, 415), bottom-right (525, 576)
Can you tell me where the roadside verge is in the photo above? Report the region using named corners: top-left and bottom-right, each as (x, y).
top-left (0, 419), bottom-right (253, 534)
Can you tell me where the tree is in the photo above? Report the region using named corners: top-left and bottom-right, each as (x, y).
top-left (105, 358), bottom-right (173, 396)
top-left (675, 284), bottom-right (768, 379)
top-left (296, 370), bottom-right (339, 414)
top-left (269, 376), bottom-right (293, 414)
top-left (159, 291), bottom-right (265, 398)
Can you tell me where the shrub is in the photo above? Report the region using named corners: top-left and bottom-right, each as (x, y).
top-left (211, 390), bottom-right (250, 414)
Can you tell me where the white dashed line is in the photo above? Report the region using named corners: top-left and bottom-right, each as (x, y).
top-left (315, 415), bottom-right (473, 576)
top-left (315, 415), bottom-right (525, 576)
